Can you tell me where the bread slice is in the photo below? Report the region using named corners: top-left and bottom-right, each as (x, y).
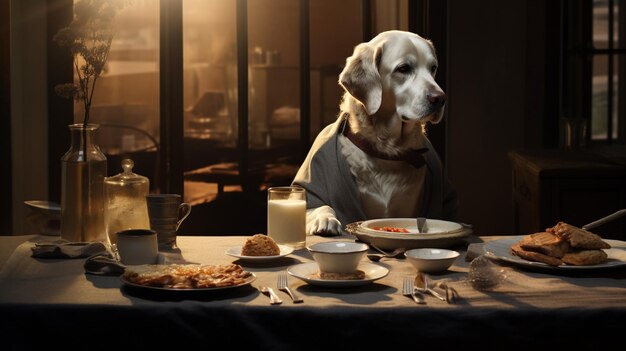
top-left (548, 222), bottom-right (611, 250)
top-left (511, 243), bottom-right (563, 266)
top-left (561, 249), bottom-right (608, 266)
top-left (518, 231), bottom-right (570, 258)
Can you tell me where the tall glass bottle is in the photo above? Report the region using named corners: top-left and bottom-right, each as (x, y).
top-left (60, 124), bottom-right (107, 242)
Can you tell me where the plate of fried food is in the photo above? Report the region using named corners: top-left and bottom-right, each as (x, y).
top-left (225, 234), bottom-right (294, 261)
top-left (484, 222), bottom-right (626, 270)
top-left (121, 263), bottom-right (256, 291)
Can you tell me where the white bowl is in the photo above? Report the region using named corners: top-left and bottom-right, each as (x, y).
top-left (404, 248), bottom-right (460, 273)
top-left (307, 241), bottom-right (369, 274)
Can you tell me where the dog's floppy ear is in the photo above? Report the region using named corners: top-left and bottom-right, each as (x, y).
top-left (339, 42), bottom-right (383, 115)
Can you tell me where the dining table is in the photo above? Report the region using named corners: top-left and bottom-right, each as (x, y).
top-left (1, 231), bottom-right (625, 350)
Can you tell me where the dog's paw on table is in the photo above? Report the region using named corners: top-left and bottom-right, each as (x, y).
top-left (313, 230), bottom-right (343, 237)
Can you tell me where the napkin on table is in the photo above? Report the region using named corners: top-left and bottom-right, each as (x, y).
top-left (83, 252), bottom-right (169, 276)
top-left (29, 240), bottom-right (132, 276)
top-left (83, 252), bottom-right (127, 276)
top-left (31, 241), bottom-right (108, 259)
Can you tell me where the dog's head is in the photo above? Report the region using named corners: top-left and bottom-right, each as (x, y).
top-left (339, 30), bottom-right (446, 124)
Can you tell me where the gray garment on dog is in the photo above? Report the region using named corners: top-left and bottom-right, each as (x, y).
top-left (292, 118), bottom-right (458, 227)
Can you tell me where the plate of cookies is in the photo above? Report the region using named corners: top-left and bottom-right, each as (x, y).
top-left (121, 263), bottom-right (256, 291)
top-left (484, 222), bottom-right (626, 271)
top-left (226, 234), bottom-right (294, 261)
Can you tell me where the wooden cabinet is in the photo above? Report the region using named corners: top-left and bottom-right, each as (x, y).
top-left (509, 150), bottom-right (626, 240)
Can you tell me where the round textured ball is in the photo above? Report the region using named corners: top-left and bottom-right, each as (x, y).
top-left (404, 248), bottom-right (460, 273)
top-left (468, 255), bottom-right (506, 290)
top-left (307, 241), bottom-right (368, 273)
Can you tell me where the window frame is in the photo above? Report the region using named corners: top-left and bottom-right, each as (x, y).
top-left (562, 0), bottom-right (626, 145)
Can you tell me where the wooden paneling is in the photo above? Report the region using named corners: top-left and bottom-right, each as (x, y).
top-left (509, 149), bottom-right (626, 240)
top-left (1, 0), bottom-right (11, 234)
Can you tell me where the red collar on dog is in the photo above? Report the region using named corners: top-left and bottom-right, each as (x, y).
top-left (340, 117), bottom-right (428, 169)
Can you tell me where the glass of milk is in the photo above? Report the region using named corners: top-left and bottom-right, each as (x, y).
top-left (267, 186), bottom-right (306, 249)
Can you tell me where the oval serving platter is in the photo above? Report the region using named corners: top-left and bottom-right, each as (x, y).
top-left (345, 219), bottom-right (472, 251)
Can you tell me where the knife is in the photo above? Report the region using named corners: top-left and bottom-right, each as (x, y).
top-left (414, 272), bottom-right (446, 301)
top-left (416, 217), bottom-right (427, 233)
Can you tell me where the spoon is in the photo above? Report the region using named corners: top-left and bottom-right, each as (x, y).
top-left (367, 247), bottom-right (406, 262)
top-left (414, 272), bottom-right (446, 301)
top-left (259, 286), bottom-right (282, 305)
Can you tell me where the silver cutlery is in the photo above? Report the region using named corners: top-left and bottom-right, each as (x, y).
top-left (414, 272), bottom-right (446, 302)
top-left (367, 247), bottom-right (406, 262)
top-left (416, 217), bottom-right (427, 233)
top-left (437, 281), bottom-right (459, 303)
top-left (259, 286), bottom-right (283, 305)
top-left (277, 273), bottom-right (303, 303)
top-left (403, 277), bottom-right (425, 304)
top-left (582, 209), bottom-right (626, 230)
top-left (369, 243), bottom-right (406, 257)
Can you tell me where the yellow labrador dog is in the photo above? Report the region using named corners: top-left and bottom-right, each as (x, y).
top-left (293, 30), bottom-right (458, 236)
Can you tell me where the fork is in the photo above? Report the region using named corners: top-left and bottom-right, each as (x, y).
top-left (370, 243), bottom-right (406, 258)
top-left (277, 273), bottom-right (303, 303)
top-left (402, 277), bottom-right (425, 304)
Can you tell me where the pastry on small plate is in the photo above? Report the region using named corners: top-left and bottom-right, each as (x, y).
top-left (241, 234), bottom-right (280, 256)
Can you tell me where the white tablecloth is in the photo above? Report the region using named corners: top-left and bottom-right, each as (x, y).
top-left (1, 234), bottom-right (625, 349)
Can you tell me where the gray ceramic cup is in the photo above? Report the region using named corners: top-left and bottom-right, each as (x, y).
top-left (146, 194), bottom-right (191, 249)
top-left (116, 229), bottom-right (159, 265)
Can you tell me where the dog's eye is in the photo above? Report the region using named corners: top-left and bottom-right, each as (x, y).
top-left (430, 65), bottom-right (438, 74)
top-left (394, 64), bottom-right (412, 74)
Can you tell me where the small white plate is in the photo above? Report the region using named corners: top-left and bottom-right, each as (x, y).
top-left (287, 262), bottom-right (389, 287)
top-left (24, 200), bottom-right (61, 216)
top-left (226, 244), bottom-right (294, 261)
top-left (360, 218), bottom-right (463, 235)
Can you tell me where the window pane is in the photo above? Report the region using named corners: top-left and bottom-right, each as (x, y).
top-left (182, 0), bottom-right (237, 204)
top-left (592, 55), bottom-right (609, 140)
top-left (594, 0), bottom-right (622, 49)
top-left (612, 55), bottom-right (620, 140)
top-left (616, 1), bottom-right (621, 48)
top-left (594, 0), bottom-right (610, 49)
top-left (248, 0), bottom-right (300, 149)
top-left (73, 1), bottom-right (160, 187)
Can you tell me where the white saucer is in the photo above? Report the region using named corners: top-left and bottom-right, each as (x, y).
top-left (24, 200), bottom-right (61, 216)
top-left (287, 262), bottom-right (389, 287)
top-left (226, 244), bottom-right (294, 261)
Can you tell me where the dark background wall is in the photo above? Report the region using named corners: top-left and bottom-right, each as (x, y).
top-left (446, 0), bottom-right (547, 235)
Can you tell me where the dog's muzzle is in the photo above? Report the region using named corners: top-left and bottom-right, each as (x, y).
top-left (401, 91), bottom-right (446, 123)
top-left (427, 92), bottom-right (446, 108)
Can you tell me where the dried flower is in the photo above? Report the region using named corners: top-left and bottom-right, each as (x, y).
top-left (54, 0), bottom-right (127, 126)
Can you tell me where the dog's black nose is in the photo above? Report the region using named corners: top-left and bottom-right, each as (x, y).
top-left (427, 92), bottom-right (446, 106)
